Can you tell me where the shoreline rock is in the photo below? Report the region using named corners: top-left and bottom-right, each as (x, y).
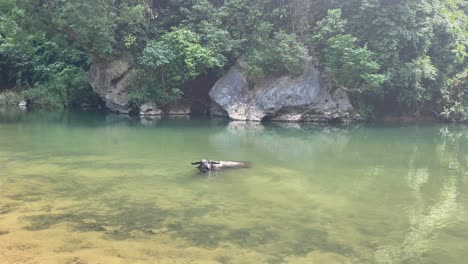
top-left (139, 100), bottom-right (191, 117)
top-left (88, 58), bottom-right (132, 114)
top-left (139, 102), bottom-right (163, 116)
top-left (18, 100), bottom-right (27, 110)
top-left (209, 59), bottom-right (360, 123)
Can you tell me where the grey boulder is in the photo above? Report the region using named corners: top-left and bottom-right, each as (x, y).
top-left (139, 101), bottom-right (163, 116)
top-left (209, 59), bottom-right (359, 122)
top-left (89, 58), bottom-right (132, 114)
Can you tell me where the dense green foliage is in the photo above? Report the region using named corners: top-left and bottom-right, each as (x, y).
top-left (0, 0), bottom-right (99, 108)
top-left (129, 28), bottom-right (222, 105)
top-left (311, 9), bottom-right (387, 92)
top-left (348, 0), bottom-right (466, 119)
top-left (0, 0), bottom-right (466, 120)
top-left (246, 26), bottom-right (308, 80)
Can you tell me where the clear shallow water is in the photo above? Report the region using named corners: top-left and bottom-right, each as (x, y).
top-left (0, 110), bottom-right (467, 264)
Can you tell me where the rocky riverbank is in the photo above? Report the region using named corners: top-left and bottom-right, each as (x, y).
top-left (89, 58), bottom-right (360, 123)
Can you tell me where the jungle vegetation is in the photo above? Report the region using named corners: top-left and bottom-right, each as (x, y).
top-left (0, 0), bottom-right (466, 120)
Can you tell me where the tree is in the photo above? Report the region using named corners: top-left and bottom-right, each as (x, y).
top-left (128, 28), bottom-right (222, 105)
top-left (246, 24), bottom-right (308, 80)
top-left (311, 9), bottom-right (386, 92)
top-left (0, 0), bottom-right (465, 118)
top-left (40, 0), bottom-right (154, 56)
top-left (310, 1), bottom-right (466, 119)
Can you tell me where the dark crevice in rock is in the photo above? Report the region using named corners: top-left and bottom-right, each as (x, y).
top-left (109, 70), bottom-right (128, 88)
top-left (183, 72), bottom-right (219, 115)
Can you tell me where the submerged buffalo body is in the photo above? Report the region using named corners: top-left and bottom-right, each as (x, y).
top-left (191, 159), bottom-right (251, 173)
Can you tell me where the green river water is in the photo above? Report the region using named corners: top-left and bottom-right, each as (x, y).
top-left (0, 110), bottom-right (467, 264)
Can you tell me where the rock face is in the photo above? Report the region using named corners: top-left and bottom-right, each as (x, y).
top-left (209, 60), bottom-right (359, 122)
top-left (89, 58), bottom-right (132, 114)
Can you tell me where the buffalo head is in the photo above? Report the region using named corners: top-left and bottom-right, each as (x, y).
top-left (191, 159), bottom-right (220, 173)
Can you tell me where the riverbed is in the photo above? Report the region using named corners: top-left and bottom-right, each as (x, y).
top-left (1, 110), bottom-right (467, 264)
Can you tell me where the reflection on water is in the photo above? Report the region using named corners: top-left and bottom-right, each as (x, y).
top-left (0, 111), bottom-right (467, 264)
top-left (375, 153), bottom-right (458, 264)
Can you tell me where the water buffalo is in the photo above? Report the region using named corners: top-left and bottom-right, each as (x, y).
top-left (191, 159), bottom-right (251, 173)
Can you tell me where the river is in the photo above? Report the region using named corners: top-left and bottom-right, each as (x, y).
top-left (0, 110), bottom-right (467, 264)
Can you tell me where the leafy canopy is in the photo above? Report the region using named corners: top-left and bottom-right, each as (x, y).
top-left (312, 9), bottom-right (386, 91)
top-left (129, 28), bottom-right (222, 105)
top-left (0, 0), bottom-right (466, 119)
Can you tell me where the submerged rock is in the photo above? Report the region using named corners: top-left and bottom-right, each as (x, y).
top-left (88, 58), bottom-right (132, 114)
top-left (209, 59), bottom-right (359, 122)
